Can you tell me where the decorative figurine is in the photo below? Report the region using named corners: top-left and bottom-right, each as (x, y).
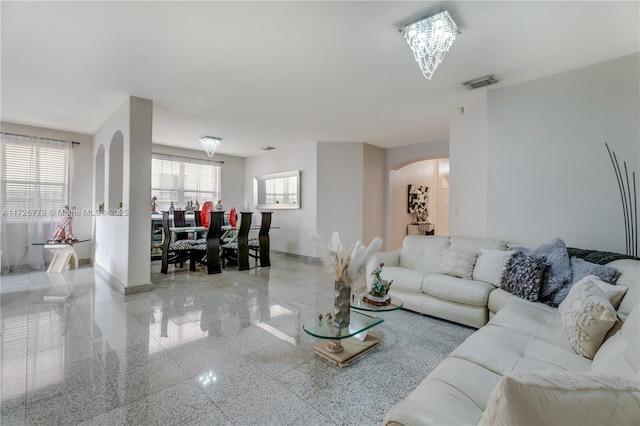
top-left (326, 312), bottom-right (332, 321)
top-left (364, 263), bottom-right (393, 306)
top-left (215, 199), bottom-right (224, 211)
top-left (318, 313), bottom-right (323, 321)
top-left (169, 201), bottom-right (175, 212)
top-left (151, 196), bottom-right (157, 212)
top-left (194, 200), bottom-right (200, 211)
top-left (48, 205), bottom-right (78, 243)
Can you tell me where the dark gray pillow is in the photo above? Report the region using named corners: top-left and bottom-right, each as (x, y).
top-left (500, 252), bottom-right (547, 302)
top-left (552, 257), bottom-right (620, 306)
top-left (517, 238), bottom-right (572, 306)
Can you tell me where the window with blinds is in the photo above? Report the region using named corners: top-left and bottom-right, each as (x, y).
top-left (0, 138), bottom-right (70, 221)
top-left (152, 154), bottom-right (221, 212)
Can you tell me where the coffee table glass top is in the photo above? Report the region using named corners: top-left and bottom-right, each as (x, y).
top-left (303, 310), bottom-right (383, 340)
top-left (350, 294), bottom-right (403, 312)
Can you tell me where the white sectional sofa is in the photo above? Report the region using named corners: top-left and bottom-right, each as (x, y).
top-left (369, 236), bottom-right (640, 426)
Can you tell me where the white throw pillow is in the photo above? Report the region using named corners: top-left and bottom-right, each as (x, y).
top-left (438, 248), bottom-right (478, 280)
top-left (472, 248), bottom-right (514, 286)
top-left (559, 275), bottom-right (629, 315)
top-left (478, 371), bottom-right (640, 426)
top-left (559, 277), bottom-right (618, 359)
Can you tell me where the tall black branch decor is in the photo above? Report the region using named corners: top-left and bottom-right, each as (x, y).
top-left (605, 143), bottom-right (638, 256)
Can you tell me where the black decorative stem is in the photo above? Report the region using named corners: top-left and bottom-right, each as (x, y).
top-left (605, 143), bottom-right (638, 256)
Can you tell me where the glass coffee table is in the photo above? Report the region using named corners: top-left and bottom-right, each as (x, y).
top-left (302, 295), bottom-right (403, 367)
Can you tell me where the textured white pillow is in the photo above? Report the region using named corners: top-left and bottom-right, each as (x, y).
top-left (478, 371), bottom-right (640, 426)
top-left (438, 248), bottom-right (478, 280)
top-left (560, 277), bottom-right (617, 359)
top-left (472, 249), bottom-right (514, 286)
top-left (559, 275), bottom-right (629, 315)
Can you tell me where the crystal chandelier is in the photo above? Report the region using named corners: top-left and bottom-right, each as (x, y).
top-left (199, 136), bottom-right (221, 157)
top-left (401, 10), bottom-right (458, 80)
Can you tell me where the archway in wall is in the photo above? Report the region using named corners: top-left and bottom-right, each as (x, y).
top-left (388, 158), bottom-right (449, 250)
top-left (95, 144), bottom-right (105, 210)
top-left (108, 131), bottom-right (124, 211)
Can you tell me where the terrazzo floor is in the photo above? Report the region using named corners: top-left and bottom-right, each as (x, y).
top-left (1, 254), bottom-right (474, 425)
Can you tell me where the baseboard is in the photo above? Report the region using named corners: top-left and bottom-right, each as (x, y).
top-left (272, 250), bottom-right (323, 266)
top-left (94, 263), bottom-right (153, 295)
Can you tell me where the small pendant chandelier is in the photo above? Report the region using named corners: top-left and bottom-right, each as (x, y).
top-left (401, 10), bottom-right (458, 80)
top-left (200, 136), bottom-right (221, 158)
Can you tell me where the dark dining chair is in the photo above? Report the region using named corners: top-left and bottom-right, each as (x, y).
top-left (248, 211), bottom-right (273, 267)
top-left (221, 212), bottom-right (252, 271)
top-left (172, 210), bottom-right (188, 241)
top-left (161, 211), bottom-right (203, 274)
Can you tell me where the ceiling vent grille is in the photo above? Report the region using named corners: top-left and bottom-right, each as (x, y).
top-left (462, 75), bottom-right (498, 90)
top-left (262, 146), bottom-right (276, 151)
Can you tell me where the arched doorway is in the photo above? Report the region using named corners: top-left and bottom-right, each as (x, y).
top-left (388, 158), bottom-right (449, 249)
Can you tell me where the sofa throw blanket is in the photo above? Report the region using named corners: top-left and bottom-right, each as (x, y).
top-left (567, 248), bottom-right (640, 265)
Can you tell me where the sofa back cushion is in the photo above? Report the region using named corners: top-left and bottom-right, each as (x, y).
top-left (607, 259), bottom-right (640, 322)
top-left (592, 305), bottom-right (639, 378)
top-left (478, 371), bottom-right (640, 426)
top-left (399, 235), bottom-right (450, 272)
top-left (450, 236), bottom-right (507, 252)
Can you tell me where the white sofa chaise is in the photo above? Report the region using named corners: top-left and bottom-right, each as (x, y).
top-left (374, 236), bottom-right (640, 425)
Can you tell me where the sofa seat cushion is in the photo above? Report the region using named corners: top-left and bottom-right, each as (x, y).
top-left (450, 324), bottom-right (592, 374)
top-left (383, 357), bottom-right (501, 426)
top-left (379, 266), bottom-right (427, 293)
top-left (488, 298), bottom-right (574, 351)
top-left (399, 235), bottom-right (450, 272)
top-left (422, 274), bottom-right (494, 307)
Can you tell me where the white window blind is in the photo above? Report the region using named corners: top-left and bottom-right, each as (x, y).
top-left (152, 154), bottom-right (221, 211)
top-left (1, 137), bottom-right (70, 221)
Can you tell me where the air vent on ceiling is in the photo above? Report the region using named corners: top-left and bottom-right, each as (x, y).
top-left (462, 75), bottom-right (498, 90)
top-left (262, 146), bottom-right (276, 151)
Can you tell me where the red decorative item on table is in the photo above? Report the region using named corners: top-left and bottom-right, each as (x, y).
top-left (200, 201), bottom-right (214, 228)
top-left (229, 207), bottom-right (237, 227)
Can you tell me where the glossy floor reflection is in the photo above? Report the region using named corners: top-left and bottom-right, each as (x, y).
top-left (1, 254), bottom-right (474, 425)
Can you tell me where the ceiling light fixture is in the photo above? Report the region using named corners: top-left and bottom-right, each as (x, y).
top-left (401, 10), bottom-right (458, 80)
top-left (200, 136), bottom-right (221, 158)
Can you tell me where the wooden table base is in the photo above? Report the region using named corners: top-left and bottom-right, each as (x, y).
top-left (313, 335), bottom-right (380, 368)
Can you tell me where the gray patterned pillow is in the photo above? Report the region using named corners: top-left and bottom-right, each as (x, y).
top-left (516, 238), bottom-right (572, 306)
top-left (552, 257), bottom-right (620, 306)
top-left (500, 252), bottom-right (547, 302)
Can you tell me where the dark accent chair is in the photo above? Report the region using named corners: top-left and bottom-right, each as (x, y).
top-left (248, 211), bottom-right (273, 267)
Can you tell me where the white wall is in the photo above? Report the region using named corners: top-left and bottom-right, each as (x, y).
top-left (244, 142), bottom-right (317, 257)
top-left (486, 53), bottom-right (639, 252)
top-left (152, 144), bottom-right (246, 212)
top-left (1, 122), bottom-right (94, 268)
top-left (363, 144), bottom-right (385, 245)
top-left (317, 142), bottom-right (364, 246)
top-left (93, 96), bottom-right (152, 291)
top-left (449, 95), bottom-right (488, 238)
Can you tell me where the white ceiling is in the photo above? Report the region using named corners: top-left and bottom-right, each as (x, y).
top-left (2, 1), bottom-right (638, 157)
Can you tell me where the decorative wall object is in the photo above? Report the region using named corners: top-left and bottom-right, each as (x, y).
top-left (605, 143), bottom-right (638, 256)
top-left (408, 185), bottom-right (429, 223)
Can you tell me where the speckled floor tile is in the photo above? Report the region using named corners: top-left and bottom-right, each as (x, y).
top-left (1, 256), bottom-right (474, 425)
top-left (119, 381), bottom-right (219, 426)
top-left (216, 379), bottom-right (311, 426)
top-left (109, 353), bottom-right (189, 405)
